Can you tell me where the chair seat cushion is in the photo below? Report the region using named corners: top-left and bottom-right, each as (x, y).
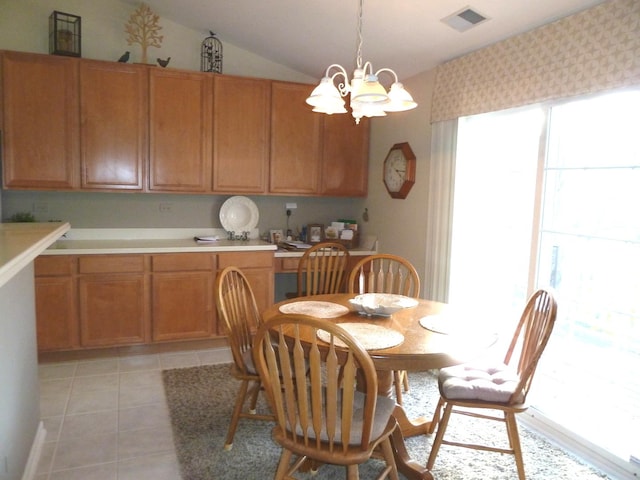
top-left (292, 390), bottom-right (396, 446)
top-left (439, 362), bottom-right (523, 403)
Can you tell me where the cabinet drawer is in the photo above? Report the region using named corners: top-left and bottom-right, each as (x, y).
top-left (35, 256), bottom-right (75, 276)
top-left (277, 257), bottom-right (300, 272)
top-left (151, 253), bottom-right (216, 272)
top-left (218, 251), bottom-right (273, 269)
top-left (78, 255), bottom-right (145, 274)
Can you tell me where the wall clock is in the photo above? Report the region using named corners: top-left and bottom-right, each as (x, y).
top-left (383, 142), bottom-right (416, 199)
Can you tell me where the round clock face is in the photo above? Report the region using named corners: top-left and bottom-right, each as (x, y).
top-left (384, 150), bottom-right (407, 192)
top-left (383, 142), bottom-right (416, 199)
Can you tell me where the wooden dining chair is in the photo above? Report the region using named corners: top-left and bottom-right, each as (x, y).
top-left (252, 313), bottom-right (399, 479)
top-left (286, 242), bottom-right (350, 298)
top-left (215, 266), bottom-right (275, 450)
top-left (426, 289), bottom-right (558, 480)
top-left (347, 253), bottom-right (421, 404)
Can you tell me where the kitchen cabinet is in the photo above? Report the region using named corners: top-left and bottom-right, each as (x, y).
top-left (34, 256), bottom-right (78, 351)
top-left (79, 60), bottom-right (147, 190)
top-left (269, 81), bottom-right (322, 194)
top-left (149, 68), bottom-right (213, 192)
top-left (1, 51), bottom-right (79, 189)
top-left (151, 253), bottom-right (217, 341)
top-left (77, 255), bottom-right (149, 347)
top-left (321, 114), bottom-right (369, 197)
top-left (34, 250), bottom-right (275, 352)
top-left (1, 50), bottom-right (369, 197)
top-left (213, 74), bottom-right (270, 193)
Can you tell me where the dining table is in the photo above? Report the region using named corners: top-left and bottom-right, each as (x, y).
top-left (262, 292), bottom-right (499, 480)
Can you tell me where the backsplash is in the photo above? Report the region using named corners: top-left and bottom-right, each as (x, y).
top-left (1, 190), bottom-right (366, 239)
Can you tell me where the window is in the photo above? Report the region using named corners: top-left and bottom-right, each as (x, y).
top-left (449, 88), bottom-right (640, 474)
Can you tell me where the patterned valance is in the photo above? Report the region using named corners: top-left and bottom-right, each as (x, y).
top-left (431, 0), bottom-right (640, 122)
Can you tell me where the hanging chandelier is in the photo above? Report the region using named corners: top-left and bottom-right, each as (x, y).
top-left (305, 0), bottom-right (417, 124)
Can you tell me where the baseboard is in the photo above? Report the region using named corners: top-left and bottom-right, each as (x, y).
top-left (21, 421), bottom-right (46, 480)
top-left (520, 409), bottom-right (639, 480)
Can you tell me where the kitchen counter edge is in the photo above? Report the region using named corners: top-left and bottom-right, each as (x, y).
top-left (0, 222), bottom-right (71, 288)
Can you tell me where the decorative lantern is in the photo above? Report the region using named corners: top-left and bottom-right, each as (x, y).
top-left (49, 11), bottom-right (81, 57)
top-left (201, 31), bottom-right (223, 73)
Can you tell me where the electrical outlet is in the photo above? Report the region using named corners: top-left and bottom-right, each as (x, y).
top-left (159, 203), bottom-right (173, 213)
top-left (285, 203), bottom-right (297, 210)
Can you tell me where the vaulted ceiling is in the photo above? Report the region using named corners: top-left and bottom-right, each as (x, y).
top-left (124, 0), bottom-right (606, 79)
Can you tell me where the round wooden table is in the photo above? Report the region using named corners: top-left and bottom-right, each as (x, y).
top-left (262, 293), bottom-right (498, 480)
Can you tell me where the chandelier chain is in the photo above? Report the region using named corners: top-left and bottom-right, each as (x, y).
top-left (356, 0), bottom-right (364, 69)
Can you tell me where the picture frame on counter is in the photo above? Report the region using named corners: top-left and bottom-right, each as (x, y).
top-left (270, 229), bottom-right (283, 244)
top-left (308, 224), bottom-right (324, 244)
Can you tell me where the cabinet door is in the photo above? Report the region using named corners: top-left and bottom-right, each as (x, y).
top-left (151, 253), bottom-right (216, 341)
top-left (79, 274), bottom-right (148, 346)
top-left (1, 51), bottom-right (79, 189)
top-left (35, 276), bottom-right (77, 351)
top-left (270, 81), bottom-right (322, 194)
top-left (152, 272), bottom-right (214, 341)
top-left (149, 69), bottom-right (212, 192)
top-left (321, 115), bottom-right (370, 197)
top-left (213, 75), bottom-right (270, 193)
top-left (80, 60), bottom-right (147, 190)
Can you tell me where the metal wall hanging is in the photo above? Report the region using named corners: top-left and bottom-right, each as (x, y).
top-left (49, 11), bottom-right (81, 57)
top-left (201, 31), bottom-right (223, 73)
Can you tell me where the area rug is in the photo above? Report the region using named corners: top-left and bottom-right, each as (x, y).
top-left (162, 364), bottom-right (609, 480)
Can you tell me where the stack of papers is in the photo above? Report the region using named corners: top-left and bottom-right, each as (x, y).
top-left (280, 240), bottom-right (312, 249)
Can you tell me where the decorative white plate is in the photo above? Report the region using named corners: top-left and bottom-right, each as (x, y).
top-left (219, 196), bottom-right (259, 233)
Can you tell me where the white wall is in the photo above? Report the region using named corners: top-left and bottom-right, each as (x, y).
top-left (0, 264), bottom-right (39, 480)
top-left (362, 70), bottom-right (437, 296)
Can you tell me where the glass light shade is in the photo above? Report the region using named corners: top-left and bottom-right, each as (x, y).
top-left (313, 102), bottom-right (348, 114)
top-left (351, 74), bottom-right (389, 105)
top-left (305, 77), bottom-right (344, 108)
top-left (353, 102), bottom-right (387, 119)
top-left (384, 82), bottom-right (418, 112)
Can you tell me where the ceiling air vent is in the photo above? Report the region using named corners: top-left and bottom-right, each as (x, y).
top-left (442, 6), bottom-right (489, 32)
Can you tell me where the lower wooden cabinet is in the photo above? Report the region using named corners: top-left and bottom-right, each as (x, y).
top-left (35, 256), bottom-right (78, 351)
top-left (77, 255), bottom-right (148, 347)
top-left (34, 251), bottom-right (275, 352)
top-left (151, 253), bottom-right (216, 341)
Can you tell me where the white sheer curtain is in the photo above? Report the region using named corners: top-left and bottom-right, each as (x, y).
top-left (423, 119), bottom-right (457, 302)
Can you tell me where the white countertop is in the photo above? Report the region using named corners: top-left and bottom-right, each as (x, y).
top-left (40, 227), bottom-right (277, 255)
top-left (0, 222), bottom-right (71, 288)
top-left (37, 228), bottom-right (377, 257)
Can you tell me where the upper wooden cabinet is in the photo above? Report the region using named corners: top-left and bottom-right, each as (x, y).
top-left (213, 74), bottom-right (270, 193)
top-left (1, 51), bottom-right (79, 189)
top-left (149, 68), bottom-right (213, 192)
top-left (1, 51), bottom-right (369, 197)
top-left (321, 114), bottom-right (370, 197)
top-left (270, 81), bottom-right (322, 195)
top-left (80, 60), bottom-right (147, 190)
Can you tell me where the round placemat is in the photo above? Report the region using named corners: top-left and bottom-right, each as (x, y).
top-left (279, 301), bottom-right (349, 318)
top-left (317, 323), bottom-right (404, 350)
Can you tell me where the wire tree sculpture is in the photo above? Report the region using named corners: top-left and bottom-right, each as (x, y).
top-left (124, 3), bottom-right (163, 64)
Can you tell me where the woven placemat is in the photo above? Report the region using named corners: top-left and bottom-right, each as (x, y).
top-left (317, 322), bottom-right (404, 350)
top-left (279, 300), bottom-right (349, 318)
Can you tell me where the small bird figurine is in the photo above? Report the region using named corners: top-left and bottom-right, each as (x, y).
top-left (117, 51), bottom-right (130, 63)
top-left (157, 57), bottom-right (171, 68)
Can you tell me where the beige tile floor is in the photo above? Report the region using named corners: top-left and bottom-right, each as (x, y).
top-left (36, 347), bottom-right (232, 480)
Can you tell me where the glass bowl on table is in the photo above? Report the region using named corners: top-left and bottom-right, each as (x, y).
top-left (349, 293), bottom-right (419, 317)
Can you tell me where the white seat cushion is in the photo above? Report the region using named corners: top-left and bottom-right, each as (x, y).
top-left (439, 362), bottom-right (523, 404)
